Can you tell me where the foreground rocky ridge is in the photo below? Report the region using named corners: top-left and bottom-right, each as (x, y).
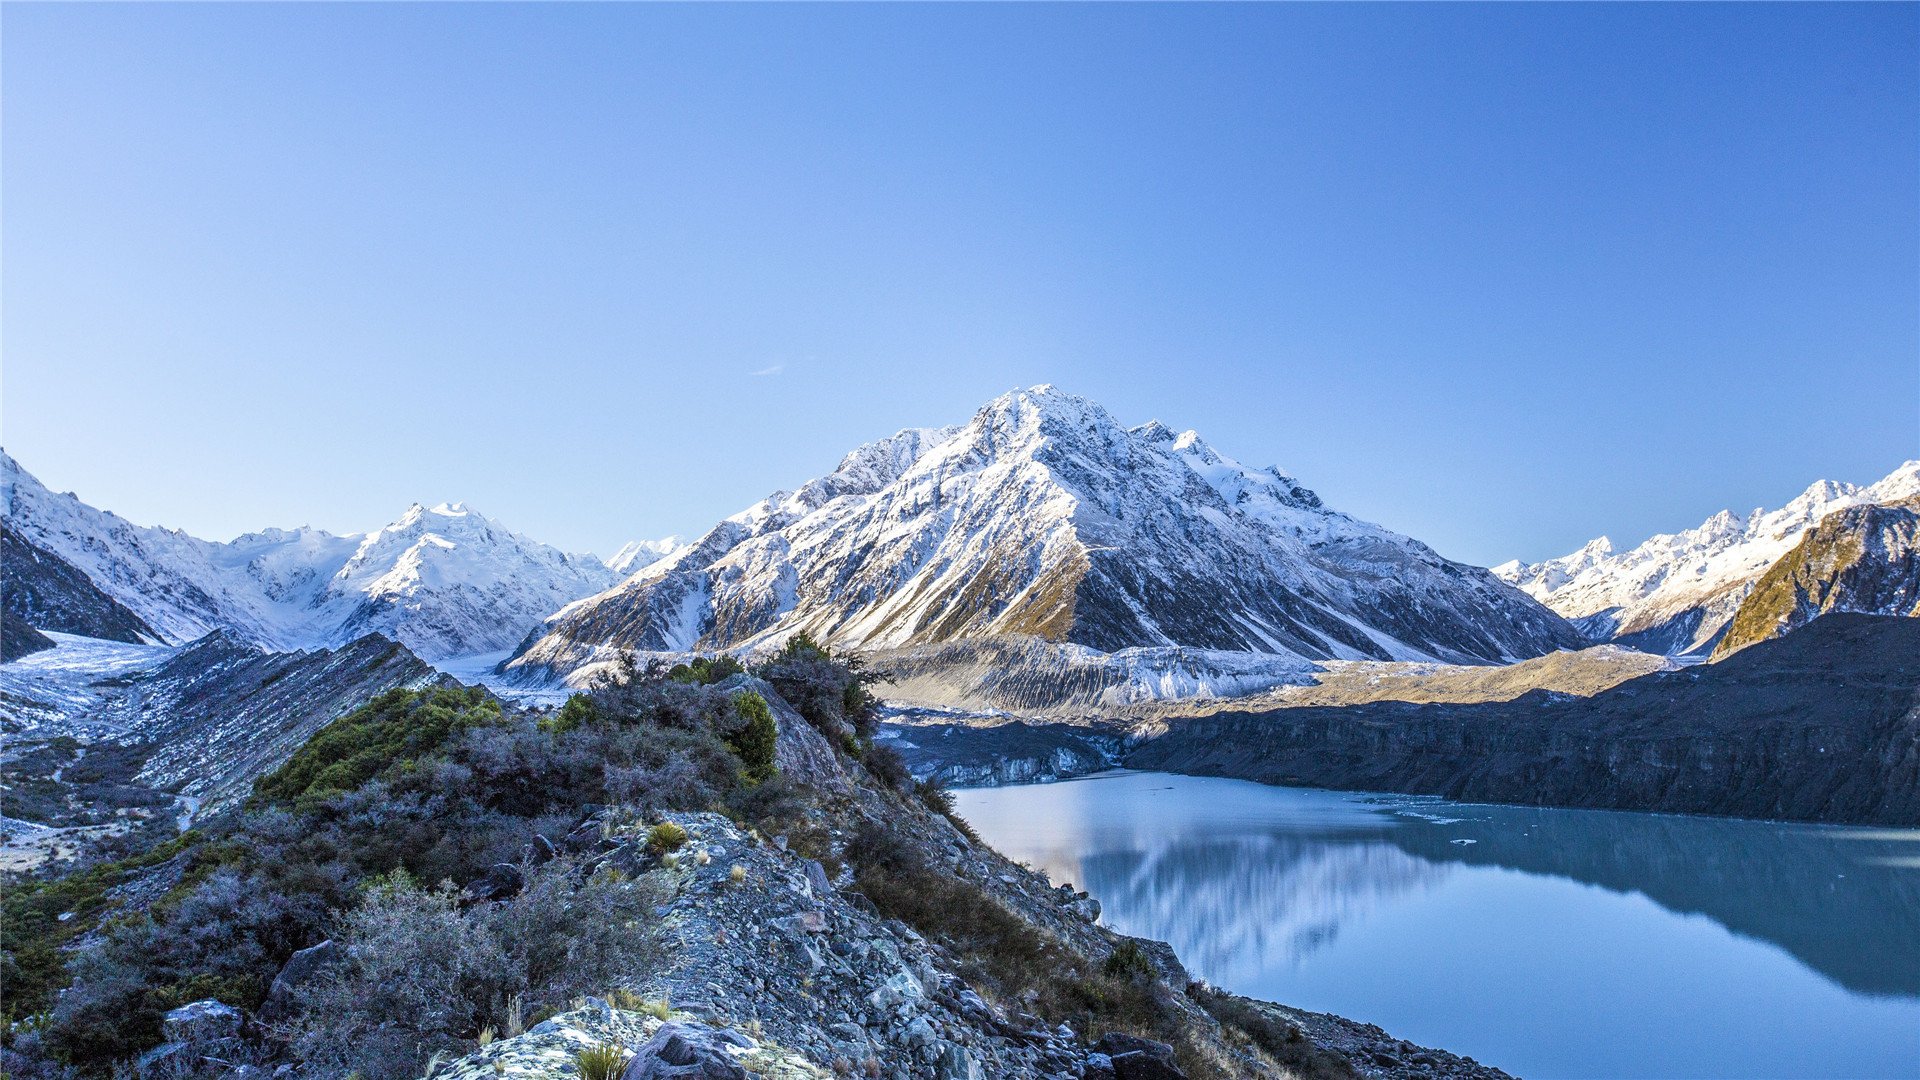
top-left (429, 804), bottom-right (1506, 1080)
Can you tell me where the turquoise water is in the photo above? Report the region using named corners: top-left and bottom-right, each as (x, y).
top-left (954, 770), bottom-right (1920, 1079)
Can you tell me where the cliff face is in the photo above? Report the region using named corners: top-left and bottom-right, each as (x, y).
top-left (1126, 614), bottom-right (1920, 826)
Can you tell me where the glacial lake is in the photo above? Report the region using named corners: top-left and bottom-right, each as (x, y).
top-left (954, 770), bottom-right (1920, 1079)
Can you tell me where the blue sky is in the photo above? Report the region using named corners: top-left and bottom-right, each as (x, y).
top-left (4, 3), bottom-right (1915, 565)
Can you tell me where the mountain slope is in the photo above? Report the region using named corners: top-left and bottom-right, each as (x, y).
top-left (506, 386), bottom-right (1580, 684)
top-left (1495, 461), bottom-right (1920, 654)
top-left (2, 524), bottom-right (159, 646)
top-left (1713, 499), bottom-right (1920, 658)
top-left (1, 451), bottom-right (625, 660)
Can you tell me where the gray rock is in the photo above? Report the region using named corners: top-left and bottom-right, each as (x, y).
top-left (162, 999), bottom-right (242, 1044)
top-left (934, 1041), bottom-right (984, 1080)
top-left (803, 859), bottom-right (832, 895)
top-left (263, 939), bottom-right (340, 1019)
top-left (829, 1021), bottom-right (868, 1045)
top-left (866, 970), bottom-right (924, 1012)
top-left (621, 1021), bottom-right (751, 1080)
top-left (1110, 1051), bottom-right (1185, 1080)
top-left (1092, 1033), bottom-right (1174, 1065)
top-left (461, 862), bottom-right (524, 903)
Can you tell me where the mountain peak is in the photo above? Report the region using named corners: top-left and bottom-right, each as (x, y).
top-left (503, 389), bottom-right (1578, 682)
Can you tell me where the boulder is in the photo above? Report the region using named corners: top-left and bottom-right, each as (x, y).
top-left (461, 863), bottom-right (524, 904)
top-left (1094, 1033), bottom-right (1175, 1063)
top-left (714, 675), bottom-right (853, 794)
top-left (620, 1021), bottom-right (752, 1080)
top-left (262, 939), bottom-right (341, 1019)
top-left (1111, 1051), bottom-right (1187, 1080)
top-left (934, 1041), bottom-right (984, 1080)
top-left (803, 859), bottom-right (832, 896)
top-left (162, 999), bottom-right (242, 1045)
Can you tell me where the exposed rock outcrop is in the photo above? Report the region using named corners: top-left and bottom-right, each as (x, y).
top-left (1126, 614), bottom-right (1920, 826)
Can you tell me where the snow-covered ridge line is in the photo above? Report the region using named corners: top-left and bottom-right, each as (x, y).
top-left (0, 449), bottom-right (674, 661)
top-left (1494, 460), bottom-right (1920, 654)
top-left (504, 384), bottom-right (1581, 685)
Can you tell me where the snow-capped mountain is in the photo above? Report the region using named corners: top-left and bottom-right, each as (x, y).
top-left (606, 537), bottom-right (681, 575)
top-left (0, 450), bottom-right (629, 660)
top-left (504, 386), bottom-right (1581, 684)
top-left (1712, 497), bottom-right (1920, 658)
top-left (1494, 461), bottom-right (1920, 654)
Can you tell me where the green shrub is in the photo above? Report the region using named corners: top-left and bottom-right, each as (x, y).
top-left (645, 822), bottom-right (688, 854)
top-left (726, 693), bottom-right (779, 783)
top-left (540, 694), bottom-right (602, 735)
top-left (1102, 940), bottom-right (1155, 982)
top-left (253, 687), bottom-right (503, 809)
top-left (667, 655), bottom-right (745, 685)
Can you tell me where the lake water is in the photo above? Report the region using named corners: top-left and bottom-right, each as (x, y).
top-left (954, 770), bottom-right (1920, 1079)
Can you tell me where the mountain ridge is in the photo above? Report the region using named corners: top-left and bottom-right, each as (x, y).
top-left (1495, 460), bottom-right (1920, 653)
top-left (504, 385), bottom-right (1582, 686)
top-left (0, 450), bottom-right (657, 660)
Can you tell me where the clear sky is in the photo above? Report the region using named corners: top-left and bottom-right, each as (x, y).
top-left (4, 3), bottom-right (1915, 566)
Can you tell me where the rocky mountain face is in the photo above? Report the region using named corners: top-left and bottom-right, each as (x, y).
top-left (1, 615), bottom-right (54, 663)
top-left (1, 450), bottom-right (638, 660)
top-left (119, 632), bottom-right (445, 813)
top-left (0, 630), bottom-right (441, 824)
top-left (506, 386), bottom-right (1580, 686)
top-left (2, 525), bottom-right (158, 646)
top-left (1495, 461), bottom-right (1920, 654)
top-left (1713, 500), bottom-right (1920, 658)
top-left (1126, 614), bottom-right (1920, 826)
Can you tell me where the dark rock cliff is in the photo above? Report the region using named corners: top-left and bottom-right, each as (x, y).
top-left (1125, 614), bottom-right (1920, 826)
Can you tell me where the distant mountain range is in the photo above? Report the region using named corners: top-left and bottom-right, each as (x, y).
top-left (0, 450), bottom-right (672, 661)
top-left (503, 385), bottom-right (1582, 686)
top-left (1495, 461), bottom-right (1920, 655)
top-left (6, 393), bottom-right (1916, 689)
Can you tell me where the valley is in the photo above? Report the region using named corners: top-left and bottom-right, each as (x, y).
top-left (3, 390), bottom-right (1917, 1080)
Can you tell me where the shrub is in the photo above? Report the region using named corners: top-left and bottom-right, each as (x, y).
top-left (645, 822), bottom-right (688, 854)
top-left (539, 694), bottom-right (601, 735)
top-left (667, 655), bottom-right (745, 686)
top-left (726, 693), bottom-right (779, 783)
top-left (915, 777), bottom-right (979, 842)
top-left (758, 634), bottom-right (885, 741)
top-left (292, 861), bottom-right (662, 1079)
top-left (1102, 940), bottom-right (1155, 982)
top-left (253, 687), bottom-right (503, 809)
top-left (291, 878), bottom-right (496, 1079)
top-left (864, 743), bottom-right (911, 791)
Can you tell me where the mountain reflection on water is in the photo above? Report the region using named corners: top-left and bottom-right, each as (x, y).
top-left (955, 771), bottom-right (1920, 1080)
